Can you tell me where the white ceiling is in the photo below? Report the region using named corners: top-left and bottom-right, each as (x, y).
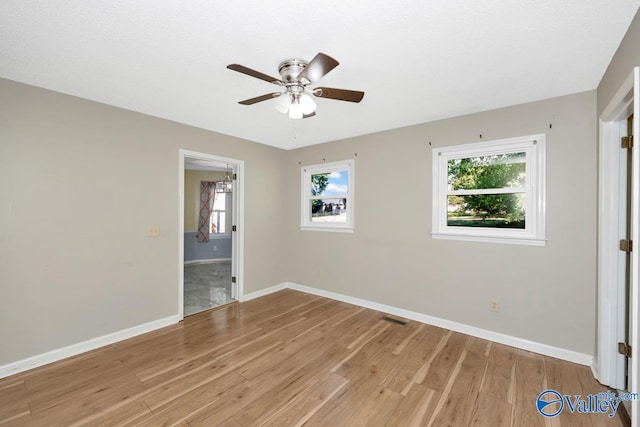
top-left (1, 1), bottom-right (639, 150)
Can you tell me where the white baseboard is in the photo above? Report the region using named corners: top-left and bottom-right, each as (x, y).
top-left (274, 282), bottom-right (593, 366)
top-left (0, 315), bottom-right (180, 379)
top-left (242, 283), bottom-right (288, 302)
top-left (184, 258), bottom-right (231, 265)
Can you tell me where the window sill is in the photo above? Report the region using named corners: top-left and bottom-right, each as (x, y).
top-left (301, 226), bottom-right (354, 234)
top-left (431, 232), bottom-right (546, 246)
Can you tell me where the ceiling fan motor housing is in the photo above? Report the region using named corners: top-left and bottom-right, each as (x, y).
top-left (278, 59), bottom-right (309, 85)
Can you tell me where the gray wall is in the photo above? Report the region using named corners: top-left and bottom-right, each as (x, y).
top-left (285, 91), bottom-right (598, 355)
top-left (598, 8), bottom-right (640, 115)
top-left (0, 78), bottom-right (287, 365)
top-left (184, 232), bottom-right (232, 261)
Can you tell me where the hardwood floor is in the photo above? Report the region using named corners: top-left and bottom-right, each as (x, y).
top-left (0, 289), bottom-right (625, 426)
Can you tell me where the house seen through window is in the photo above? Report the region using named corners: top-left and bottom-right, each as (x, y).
top-left (301, 160), bottom-right (354, 232)
top-left (311, 171), bottom-right (348, 222)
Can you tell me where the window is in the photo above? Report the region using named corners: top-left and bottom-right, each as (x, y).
top-left (210, 192), bottom-right (230, 236)
top-left (301, 160), bottom-right (354, 232)
top-left (432, 134), bottom-right (546, 245)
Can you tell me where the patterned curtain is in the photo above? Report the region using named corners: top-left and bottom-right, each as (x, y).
top-left (197, 181), bottom-right (216, 242)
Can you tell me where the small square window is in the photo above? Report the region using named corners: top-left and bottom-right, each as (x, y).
top-left (301, 160), bottom-right (354, 232)
top-left (432, 134), bottom-right (546, 245)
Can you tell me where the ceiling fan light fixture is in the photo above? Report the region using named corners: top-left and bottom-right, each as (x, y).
top-left (299, 93), bottom-right (316, 115)
top-left (288, 102), bottom-right (303, 119)
top-left (274, 93), bottom-right (291, 113)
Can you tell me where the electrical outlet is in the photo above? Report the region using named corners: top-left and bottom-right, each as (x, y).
top-left (213, 245), bottom-right (218, 251)
top-left (148, 226), bottom-right (160, 237)
top-left (489, 299), bottom-right (500, 313)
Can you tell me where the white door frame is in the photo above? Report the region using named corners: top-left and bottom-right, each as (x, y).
top-left (178, 149), bottom-right (245, 320)
top-left (597, 71), bottom-right (634, 389)
top-left (597, 69), bottom-right (639, 421)
top-left (631, 66), bottom-right (640, 423)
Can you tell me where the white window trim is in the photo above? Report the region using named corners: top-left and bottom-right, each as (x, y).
top-left (431, 134), bottom-right (546, 246)
top-left (301, 159), bottom-right (354, 233)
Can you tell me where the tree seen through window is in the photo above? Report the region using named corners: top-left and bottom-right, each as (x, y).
top-left (447, 153), bottom-right (526, 228)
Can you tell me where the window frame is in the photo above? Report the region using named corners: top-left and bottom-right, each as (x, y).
top-left (431, 134), bottom-right (546, 246)
top-left (300, 159), bottom-right (354, 233)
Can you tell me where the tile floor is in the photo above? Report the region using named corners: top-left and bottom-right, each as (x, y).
top-left (183, 261), bottom-right (233, 316)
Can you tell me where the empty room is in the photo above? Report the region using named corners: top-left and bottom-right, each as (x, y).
top-left (2, 1), bottom-right (640, 426)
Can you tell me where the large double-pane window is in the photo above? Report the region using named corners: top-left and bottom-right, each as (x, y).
top-left (432, 135), bottom-right (545, 245)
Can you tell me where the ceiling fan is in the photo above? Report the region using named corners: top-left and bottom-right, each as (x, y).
top-left (227, 52), bottom-right (364, 119)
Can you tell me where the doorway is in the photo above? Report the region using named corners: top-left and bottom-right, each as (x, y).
top-left (178, 149), bottom-right (244, 319)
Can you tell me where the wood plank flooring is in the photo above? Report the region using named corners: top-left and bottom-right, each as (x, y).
top-left (0, 289), bottom-right (625, 426)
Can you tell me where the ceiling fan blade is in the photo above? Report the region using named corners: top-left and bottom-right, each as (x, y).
top-left (313, 87), bottom-right (365, 103)
top-left (238, 93), bottom-right (281, 105)
top-left (303, 112), bottom-right (316, 119)
top-left (298, 53), bottom-right (339, 83)
top-left (227, 64), bottom-right (283, 85)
